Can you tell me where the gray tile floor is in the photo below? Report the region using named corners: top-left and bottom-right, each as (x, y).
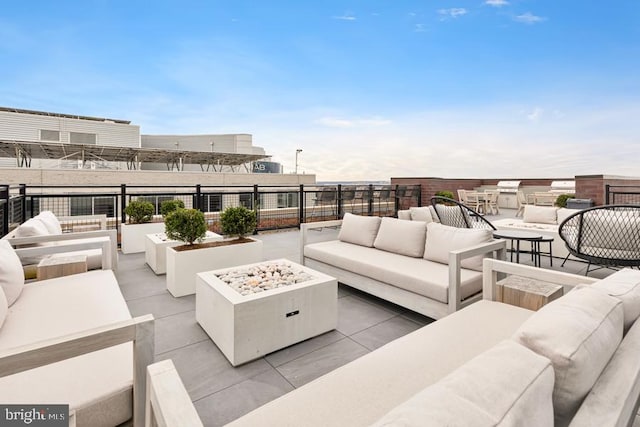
top-left (115, 209), bottom-right (612, 426)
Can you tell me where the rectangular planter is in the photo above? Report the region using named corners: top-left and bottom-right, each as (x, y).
top-left (121, 222), bottom-right (165, 254)
top-left (145, 231), bottom-right (222, 275)
top-left (166, 237), bottom-right (263, 297)
top-left (196, 259), bottom-right (337, 366)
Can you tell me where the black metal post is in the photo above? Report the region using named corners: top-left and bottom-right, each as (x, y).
top-left (120, 184), bottom-right (127, 227)
top-left (394, 184), bottom-right (400, 214)
top-left (19, 184), bottom-right (27, 221)
top-left (367, 184), bottom-right (374, 216)
top-left (299, 184), bottom-right (305, 225)
top-left (605, 184), bottom-right (610, 205)
top-left (417, 184), bottom-right (422, 207)
top-left (253, 185), bottom-right (260, 235)
top-left (195, 184), bottom-right (202, 211)
top-left (1, 185), bottom-right (8, 236)
top-left (337, 184), bottom-right (343, 218)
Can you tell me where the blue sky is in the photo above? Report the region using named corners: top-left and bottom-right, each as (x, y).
top-left (1, 1), bottom-right (639, 181)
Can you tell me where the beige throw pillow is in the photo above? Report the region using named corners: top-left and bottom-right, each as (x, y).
top-left (373, 217), bottom-right (427, 258)
top-left (371, 340), bottom-right (555, 427)
top-left (0, 240), bottom-right (25, 306)
top-left (14, 218), bottom-right (50, 239)
top-left (35, 211), bottom-right (63, 235)
top-left (338, 213), bottom-right (382, 247)
top-left (523, 205), bottom-right (559, 225)
top-left (592, 268), bottom-right (640, 332)
top-left (409, 207), bottom-right (433, 223)
top-left (423, 223), bottom-right (493, 271)
top-left (512, 286), bottom-right (623, 424)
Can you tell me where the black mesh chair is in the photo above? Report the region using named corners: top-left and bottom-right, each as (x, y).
top-left (430, 197), bottom-right (496, 230)
top-left (559, 205), bottom-right (640, 275)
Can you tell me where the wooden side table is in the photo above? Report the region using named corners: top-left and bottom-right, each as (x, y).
top-left (496, 275), bottom-right (563, 311)
top-left (37, 255), bottom-right (88, 280)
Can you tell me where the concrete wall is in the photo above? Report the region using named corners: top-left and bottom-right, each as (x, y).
top-left (0, 168), bottom-right (315, 187)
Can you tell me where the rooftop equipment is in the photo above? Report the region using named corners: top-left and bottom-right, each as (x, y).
top-left (496, 181), bottom-right (521, 194)
top-left (550, 181), bottom-right (575, 194)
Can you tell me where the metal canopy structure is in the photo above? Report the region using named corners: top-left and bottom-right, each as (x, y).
top-left (0, 139), bottom-right (269, 171)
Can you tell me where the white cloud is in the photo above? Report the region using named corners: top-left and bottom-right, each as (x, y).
top-left (414, 24), bottom-right (426, 33)
top-left (438, 8), bottom-right (468, 19)
top-left (514, 12), bottom-right (546, 24)
top-left (527, 107), bottom-right (544, 122)
top-left (485, 0), bottom-right (509, 6)
top-left (315, 116), bottom-right (391, 128)
top-left (333, 13), bottom-right (356, 21)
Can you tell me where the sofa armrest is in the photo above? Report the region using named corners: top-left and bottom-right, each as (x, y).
top-left (14, 236), bottom-right (114, 270)
top-left (447, 240), bottom-right (507, 314)
top-left (146, 360), bottom-right (203, 427)
top-left (58, 214), bottom-right (108, 231)
top-left (300, 220), bottom-right (343, 264)
top-left (481, 258), bottom-right (598, 302)
top-left (7, 229), bottom-right (118, 270)
top-left (0, 314), bottom-right (154, 427)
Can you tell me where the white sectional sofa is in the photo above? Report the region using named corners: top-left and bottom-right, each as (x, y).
top-left (492, 205), bottom-right (581, 259)
top-left (0, 240), bottom-right (153, 427)
top-left (224, 261), bottom-right (640, 427)
top-left (301, 212), bottom-right (506, 319)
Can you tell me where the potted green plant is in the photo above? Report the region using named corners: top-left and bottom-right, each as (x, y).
top-left (160, 199), bottom-right (185, 218)
top-left (121, 199), bottom-right (165, 254)
top-left (165, 206), bottom-right (263, 298)
top-left (555, 194), bottom-right (575, 208)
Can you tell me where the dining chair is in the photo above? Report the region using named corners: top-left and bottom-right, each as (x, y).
top-left (464, 192), bottom-right (485, 214)
top-left (485, 191), bottom-right (500, 215)
top-left (457, 189), bottom-right (467, 204)
top-left (516, 191), bottom-right (529, 217)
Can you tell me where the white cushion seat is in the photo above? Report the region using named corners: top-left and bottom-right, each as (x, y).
top-left (0, 270), bottom-right (134, 426)
top-left (304, 240), bottom-right (483, 303)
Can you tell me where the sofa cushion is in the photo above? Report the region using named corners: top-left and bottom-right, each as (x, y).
top-left (35, 211), bottom-right (63, 235)
top-left (374, 217), bottom-right (426, 258)
top-left (305, 240), bottom-right (483, 303)
top-left (0, 270), bottom-right (133, 426)
top-left (227, 301), bottom-right (534, 427)
top-left (423, 223), bottom-right (493, 271)
top-left (523, 205), bottom-right (558, 225)
top-left (338, 213), bottom-right (382, 248)
top-left (397, 210), bottom-right (411, 220)
top-left (14, 218), bottom-right (50, 239)
top-left (556, 208), bottom-right (580, 225)
top-left (428, 205), bottom-right (440, 223)
top-left (0, 287), bottom-right (7, 329)
top-left (592, 268), bottom-right (640, 332)
top-left (0, 240), bottom-right (25, 306)
top-left (512, 286), bottom-right (623, 424)
top-left (409, 207), bottom-right (433, 223)
top-left (371, 340), bottom-right (554, 427)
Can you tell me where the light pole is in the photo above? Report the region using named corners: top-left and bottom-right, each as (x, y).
top-left (295, 149), bottom-right (302, 174)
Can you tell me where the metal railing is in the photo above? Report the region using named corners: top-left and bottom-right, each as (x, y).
top-left (1, 183), bottom-right (421, 239)
top-left (605, 185), bottom-right (640, 205)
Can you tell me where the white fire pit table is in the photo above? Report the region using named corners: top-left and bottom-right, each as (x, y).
top-left (196, 259), bottom-right (338, 366)
top-left (145, 231), bottom-right (222, 274)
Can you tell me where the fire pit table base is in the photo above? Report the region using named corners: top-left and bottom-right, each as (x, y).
top-left (196, 259), bottom-right (338, 366)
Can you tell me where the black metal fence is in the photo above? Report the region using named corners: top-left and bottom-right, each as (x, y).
top-left (605, 185), bottom-right (640, 205)
top-left (0, 183), bottom-right (421, 239)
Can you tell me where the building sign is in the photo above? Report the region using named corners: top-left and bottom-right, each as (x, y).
top-left (253, 161), bottom-right (282, 174)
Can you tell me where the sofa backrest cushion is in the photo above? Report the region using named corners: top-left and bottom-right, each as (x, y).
top-left (423, 223), bottom-right (493, 271)
top-left (556, 208), bottom-right (581, 225)
top-left (338, 213), bottom-right (382, 248)
top-left (373, 217), bottom-right (426, 258)
top-left (14, 218), bottom-right (50, 239)
top-left (0, 240), bottom-right (25, 307)
top-left (370, 340), bottom-right (555, 427)
top-left (512, 286), bottom-right (623, 424)
top-left (592, 268), bottom-right (640, 332)
top-left (523, 205), bottom-right (558, 225)
top-left (35, 211), bottom-right (63, 235)
top-left (428, 205), bottom-right (440, 223)
top-left (397, 210), bottom-right (411, 220)
top-left (408, 207), bottom-right (433, 223)
top-left (0, 286), bottom-right (7, 329)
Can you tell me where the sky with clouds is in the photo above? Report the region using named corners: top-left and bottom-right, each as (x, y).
top-left (1, 1), bottom-right (638, 181)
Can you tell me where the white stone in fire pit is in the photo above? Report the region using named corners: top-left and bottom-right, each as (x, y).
top-left (196, 259), bottom-right (337, 366)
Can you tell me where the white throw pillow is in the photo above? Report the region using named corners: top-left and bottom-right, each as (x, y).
top-left (0, 286), bottom-right (7, 329)
top-left (14, 218), bottom-right (50, 239)
top-left (371, 340), bottom-right (555, 427)
top-left (35, 211), bottom-right (63, 235)
top-left (428, 205), bottom-right (440, 223)
top-left (556, 208), bottom-right (581, 225)
top-left (409, 207), bottom-right (433, 223)
top-left (373, 217), bottom-right (427, 258)
top-left (423, 223), bottom-right (493, 271)
top-left (592, 268), bottom-right (640, 332)
top-left (338, 213), bottom-right (382, 247)
top-left (512, 286), bottom-right (623, 424)
top-left (0, 240), bottom-right (25, 306)
top-left (523, 205), bottom-right (559, 225)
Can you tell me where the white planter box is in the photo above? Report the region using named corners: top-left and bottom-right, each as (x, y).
top-left (196, 259), bottom-right (337, 366)
top-left (166, 237), bottom-right (263, 297)
top-left (121, 222), bottom-right (165, 254)
top-left (145, 231), bottom-right (222, 275)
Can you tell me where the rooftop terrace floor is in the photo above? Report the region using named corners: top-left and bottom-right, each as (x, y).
top-left (115, 209), bottom-right (613, 426)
